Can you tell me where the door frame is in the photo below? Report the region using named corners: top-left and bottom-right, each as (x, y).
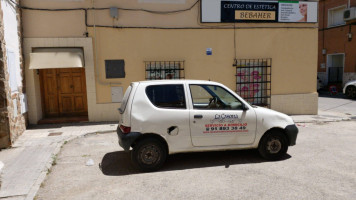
top-left (326, 53), bottom-right (345, 84)
top-left (39, 69), bottom-right (53, 118)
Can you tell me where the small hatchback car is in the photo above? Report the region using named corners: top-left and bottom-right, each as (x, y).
top-left (343, 80), bottom-right (356, 99)
top-left (117, 80), bottom-right (298, 171)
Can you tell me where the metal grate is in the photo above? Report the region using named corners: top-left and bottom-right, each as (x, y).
top-left (328, 67), bottom-right (343, 84)
top-left (48, 132), bottom-right (63, 136)
top-left (145, 61), bottom-right (185, 80)
top-left (235, 58), bottom-right (271, 108)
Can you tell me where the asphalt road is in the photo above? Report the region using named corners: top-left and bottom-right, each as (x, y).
top-left (36, 121), bottom-right (356, 200)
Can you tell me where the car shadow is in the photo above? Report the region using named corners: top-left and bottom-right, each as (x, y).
top-left (99, 150), bottom-right (291, 176)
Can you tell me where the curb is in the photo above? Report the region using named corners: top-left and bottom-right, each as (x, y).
top-left (25, 129), bottom-right (115, 200)
top-left (293, 118), bottom-right (351, 124)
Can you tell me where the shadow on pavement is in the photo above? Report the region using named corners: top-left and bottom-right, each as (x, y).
top-left (100, 150), bottom-right (291, 176)
top-left (318, 90), bottom-right (355, 100)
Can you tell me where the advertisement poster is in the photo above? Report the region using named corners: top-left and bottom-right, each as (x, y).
top-left (278, 1), bottom-right (318, 23)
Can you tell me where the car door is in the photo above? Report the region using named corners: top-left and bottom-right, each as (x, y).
top-left (188, 84), bottom-right (257, 147)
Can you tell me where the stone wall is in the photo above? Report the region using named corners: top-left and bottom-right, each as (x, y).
top-left (0, 0), bottom-right (27, 149)
top-left (344, 72), bottom-right (356, 84)
top-left (0, 0), bottom-right (11, 148)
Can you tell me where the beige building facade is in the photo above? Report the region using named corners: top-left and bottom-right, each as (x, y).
top-left (20, 0), bottom-right (319, 125)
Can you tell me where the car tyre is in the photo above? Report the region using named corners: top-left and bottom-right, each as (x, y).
top-left (258, 130), bottom-right (288, 161)
top-left (131, 138), bottom-right (167, 172)
top-left (346, 86), bottom-right (356, 99)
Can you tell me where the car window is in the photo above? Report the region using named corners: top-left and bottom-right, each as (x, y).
top-left (146, 84), bottom-right (186, 109)
top-left (190, 84), bottom-right (243, 110)
top-left (119, 85), bottom-right (132, 114)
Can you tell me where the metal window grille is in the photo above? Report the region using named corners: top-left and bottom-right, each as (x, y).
top-left (145, 61), bottom-right (185, 80)
top-left (235, 58), bottom-right (271, 108)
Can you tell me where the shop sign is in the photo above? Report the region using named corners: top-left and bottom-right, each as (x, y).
top-left (221, 1), bottom-right (278, 23)
top-left (201, 0), bottom-right (318, 23)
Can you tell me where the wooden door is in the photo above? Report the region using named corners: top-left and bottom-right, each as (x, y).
top-left (40, 68), bottom-right (88, 117)
top-left (41, 69), bottom-right (60, 117)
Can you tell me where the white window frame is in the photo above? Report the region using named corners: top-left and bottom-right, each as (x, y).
top-left (328, 5), bottom-right (347, 28)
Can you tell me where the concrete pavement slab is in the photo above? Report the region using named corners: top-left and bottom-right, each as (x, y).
top-left (291, 110), bottom-right (352, 123)
top-left (0, 122), bottom-right (117, 200)
top-left (318, 94), bottom-right (356, 116)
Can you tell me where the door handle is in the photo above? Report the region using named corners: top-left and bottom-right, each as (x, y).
top-left (194, 114), bottom-right (203, 119)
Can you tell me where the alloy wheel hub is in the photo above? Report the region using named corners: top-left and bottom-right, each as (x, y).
top-left (267, 138), bottom-right (282, 154)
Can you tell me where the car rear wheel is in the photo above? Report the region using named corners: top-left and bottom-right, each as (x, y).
top-left (131, 138), bottom-right (167, 172)
top-left (346, 86), bottom-right (356, 99)
top-left (258, 130), bottom-right (288, 160)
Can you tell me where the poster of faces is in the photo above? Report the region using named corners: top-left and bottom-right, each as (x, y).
top-left (278, 1), bottom-right (318, 23)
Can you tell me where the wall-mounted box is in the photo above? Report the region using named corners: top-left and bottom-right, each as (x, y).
top-left (105, 60), bottom-right (125, 79)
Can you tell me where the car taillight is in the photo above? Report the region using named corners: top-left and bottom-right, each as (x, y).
top-left (120, 125), bottom-right (131, 134)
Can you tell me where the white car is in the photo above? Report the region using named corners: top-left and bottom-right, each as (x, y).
top-left (117, 80), bottom-right (298, 171)
top-left (343, 80), bottom-right (356, 99)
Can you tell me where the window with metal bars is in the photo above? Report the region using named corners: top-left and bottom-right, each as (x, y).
top-left (235, 58), bottom-right (271, 108)
top-left (145, 61), bottom-right (185, 80)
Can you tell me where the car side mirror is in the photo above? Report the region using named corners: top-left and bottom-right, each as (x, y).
top-left (242, 104), bottom-right (249, 111)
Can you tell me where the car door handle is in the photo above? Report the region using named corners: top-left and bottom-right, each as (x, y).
top-left (194, 115), bottom-right (203, 119)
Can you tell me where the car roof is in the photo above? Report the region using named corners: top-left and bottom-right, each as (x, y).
top-left (133, 79), bottom-right (221, 85)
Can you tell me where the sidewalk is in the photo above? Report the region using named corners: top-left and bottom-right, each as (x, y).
top-left (0, 122), bottom-right (117, 200)
top-left (291, 110), bottom-right (353, 123)
top-left (0, 110), bottom-right (354, 200)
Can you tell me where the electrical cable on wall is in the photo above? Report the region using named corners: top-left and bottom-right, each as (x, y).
top-left (7, 0), bottom-right (199, 14)
top-left (8, 0), bottom-right (317, 30)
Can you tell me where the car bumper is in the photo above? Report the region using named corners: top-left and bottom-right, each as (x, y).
top-left (116, 126), bottom-right (141, 152)
top-left (285, 124), bottom-right (298, 146)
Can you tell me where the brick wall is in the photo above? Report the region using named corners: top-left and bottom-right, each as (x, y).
top-left (318, 0), bottom-right (356, 85)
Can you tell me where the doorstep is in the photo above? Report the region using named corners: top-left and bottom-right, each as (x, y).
top-left (37, 116), bottom-right (89, 124)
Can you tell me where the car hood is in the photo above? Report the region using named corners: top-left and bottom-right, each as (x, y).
top-left (253, 106), bottom-right (295, 125)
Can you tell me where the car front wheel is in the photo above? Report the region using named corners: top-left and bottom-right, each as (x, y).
top-left (258, 130), bottom-right (288, 160)
top-left (346, 86), bottom-right (356, 99)
top-left (131, 138), bottom-right (167, 172)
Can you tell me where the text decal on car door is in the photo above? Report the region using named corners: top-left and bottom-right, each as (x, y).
top-left (210, 113), bottom-right (242, 123)
top-left (204, 123), bottom-right (248, 133)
